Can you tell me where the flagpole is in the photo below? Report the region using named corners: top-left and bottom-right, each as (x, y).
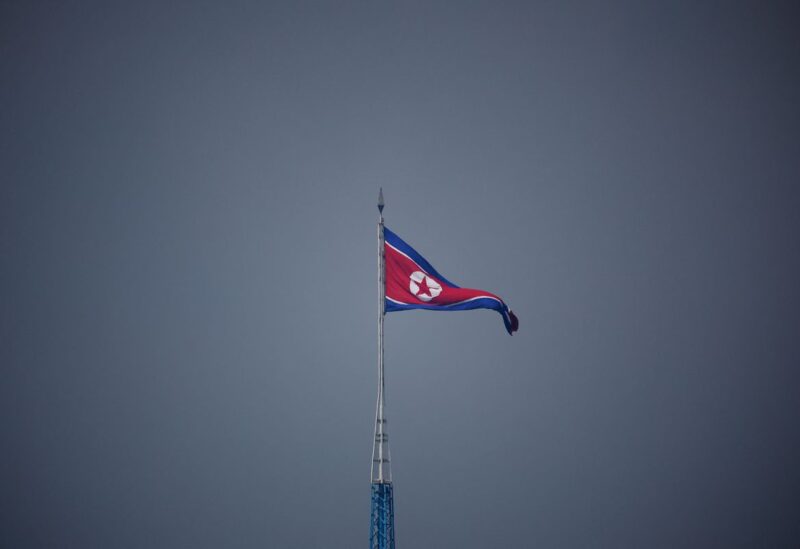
top-left (373, 188), bottom-right (389, 483)
top-left (370, 188), bottom-right (395, 549)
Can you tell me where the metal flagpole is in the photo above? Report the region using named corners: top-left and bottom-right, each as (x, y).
top-left (370, 188), bottom-right (395, 549)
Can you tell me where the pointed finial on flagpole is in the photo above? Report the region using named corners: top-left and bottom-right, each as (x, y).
top-left (378, 188), bottom-right (384, 214)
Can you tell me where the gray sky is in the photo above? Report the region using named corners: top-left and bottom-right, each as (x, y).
top-left (2, 1), bottom-right (799, 547)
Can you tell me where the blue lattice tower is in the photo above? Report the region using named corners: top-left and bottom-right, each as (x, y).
top-left (370, 189), bottom-right (396, 549)
top-left (370, 482), bottom-right (395, 549)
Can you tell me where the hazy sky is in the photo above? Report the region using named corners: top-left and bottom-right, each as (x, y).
top-left (2, 1), bottom-right (799, 547)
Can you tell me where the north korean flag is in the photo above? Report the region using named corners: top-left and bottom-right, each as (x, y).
top-left (384, 227), bottom-right (519, 335)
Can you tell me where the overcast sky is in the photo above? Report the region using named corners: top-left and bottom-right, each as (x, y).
top-left (2, 1), bottom-right (799, 547)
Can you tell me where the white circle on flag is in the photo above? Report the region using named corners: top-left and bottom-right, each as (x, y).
top-left (409, 271), bottom-right (442, 302)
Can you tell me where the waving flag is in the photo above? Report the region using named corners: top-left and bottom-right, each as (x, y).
top-left (383, 227), bottom-right (519, 335)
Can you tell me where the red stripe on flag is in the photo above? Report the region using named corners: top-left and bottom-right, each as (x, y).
top-left (384, 243), bottom-right (504, 307)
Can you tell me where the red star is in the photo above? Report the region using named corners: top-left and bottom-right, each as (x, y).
top-left (414, 275), bottom-right (431, 298)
